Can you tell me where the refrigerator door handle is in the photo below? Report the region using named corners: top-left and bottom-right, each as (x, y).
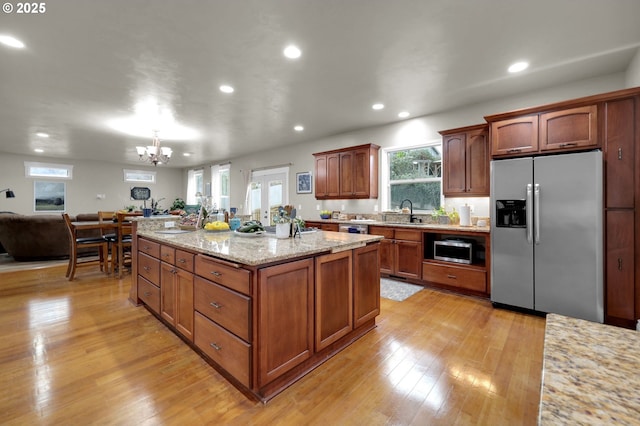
top-left (534, 183), bottom-right (541, 244)
top-left (526, 184), bottom-right (533, 244)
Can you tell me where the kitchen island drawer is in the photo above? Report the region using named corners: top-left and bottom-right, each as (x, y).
top-left (138, 252), bottom-right (160, 285)
top-left (175, 249), bottom-right (195, 272)
top-left (422, 262), bottom-right (486, 293)
top-left (138, 238), bottom-right (160, 258)
top-left (194, 276), bottom-right (251, 342)
top-left (138, 276), bottom-right (160, 314)
top-left (195, 254), bottom-right (250, 295)
top-left (195, 312), bottom-right (251, 388)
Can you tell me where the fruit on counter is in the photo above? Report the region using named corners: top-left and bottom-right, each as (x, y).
top-left (204, 221), bottom-right (230, 231)
top-left (237, 220), bottom-right (265, 233)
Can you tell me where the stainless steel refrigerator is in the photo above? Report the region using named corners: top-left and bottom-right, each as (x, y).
top-left (490, 150), bottom-right (603, 323)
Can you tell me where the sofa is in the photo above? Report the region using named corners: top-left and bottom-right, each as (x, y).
top-left (0, 212), bottom-right (101, 261)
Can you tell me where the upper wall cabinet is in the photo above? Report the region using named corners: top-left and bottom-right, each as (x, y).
top-left (487, 104), bottom-right (598, 158)
top-left (313, 144), bottom-right (379, 199)
top-left (440, 124), bottom-right (490, 197)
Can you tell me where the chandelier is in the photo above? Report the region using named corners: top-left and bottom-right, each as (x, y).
top-left (136, 131), bottom-right (172, 166)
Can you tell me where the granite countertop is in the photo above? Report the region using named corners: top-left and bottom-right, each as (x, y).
top-left (136, 228), bottom-right (384, 266)
top-left (307, 218), bottom-right (491, 234)
top-left (539, 314), bottom-right (640, 425)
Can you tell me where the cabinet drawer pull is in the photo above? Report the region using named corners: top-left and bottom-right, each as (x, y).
top-left (143, 266), bottom-right (151, 271)
top-left (144, 291), bottom-right (151, 297)
top-left (618, 258), bottom-right (623, 271)
top-left (210, 301), bottom-right (222, 309)
top-left (210, 342), bottom-right (222, 351)
top-left (177, 258), bottom-right (186, 263)
top-left (618, 147), bottom-right (623, 160)
top-left (211, 271), bottom-right (222, 277)
top-left (447, 274), bottom-right (457, 279)
top-left (507, 148), bottom-right (521, 153)
top-left (559, 142), bottom-right (577, 147)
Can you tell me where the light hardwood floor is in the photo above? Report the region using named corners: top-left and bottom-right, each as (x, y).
top-left (0, 264), bottom-right (545, 425)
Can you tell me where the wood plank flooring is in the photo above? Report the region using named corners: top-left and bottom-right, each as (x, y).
top-left (0, 265), bottom-right (545, 425)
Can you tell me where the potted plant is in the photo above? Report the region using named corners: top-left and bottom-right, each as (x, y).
top-left (170, 198), bottom-right (186, 214)
top-left (432, 206), bottom-right (449, 224)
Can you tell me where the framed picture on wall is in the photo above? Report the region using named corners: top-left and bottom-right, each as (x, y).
top-left (34, 181), bottom-right (66, 212)
top-left (296, 172), bottom-right (312, 194)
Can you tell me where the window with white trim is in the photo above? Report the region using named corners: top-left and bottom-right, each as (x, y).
top-left (123, 169), bottom-right (156, 183)
top-left (25, 162), bottom-right (73, 179)
top-left (385, 143), bottom-right (442, 212)
top-left (211, 164), bottom-right (230, 210)
top-left (186, 169), bottom-right (204, 205)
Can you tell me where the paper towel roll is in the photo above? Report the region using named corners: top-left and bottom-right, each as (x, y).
top-left (460, 205), bottom-right (471, 226)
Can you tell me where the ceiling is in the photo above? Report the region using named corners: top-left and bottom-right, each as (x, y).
top-left (2, 0), bottom-right (640, 168)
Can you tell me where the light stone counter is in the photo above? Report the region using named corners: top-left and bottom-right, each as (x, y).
top-left (308, 218), bottom-right (490, 234)
top-left (136, 228), bottom-right (384, 266)
top-left (539, 314), bottom-right (640, 425)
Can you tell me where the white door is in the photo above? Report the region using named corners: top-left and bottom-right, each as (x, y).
top-left (250, 169), bottom-right (288, 225)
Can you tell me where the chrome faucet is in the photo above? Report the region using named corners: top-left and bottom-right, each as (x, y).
top-left (399, 199), bottom-right (418, 223)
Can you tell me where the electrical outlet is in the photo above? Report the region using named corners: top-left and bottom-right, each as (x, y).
top-left (165, 221), bottom-right (175, 228)
top-left (316, 204), bottom-right (320, 211)
top-left (374, 205), bottom-right (378, 212)
top-left (298, 204), bottom-right (302, 210)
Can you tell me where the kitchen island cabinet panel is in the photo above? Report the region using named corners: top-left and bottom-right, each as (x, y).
top-left (138, 252), bottom-right (160, 285)
top-left (194, 276), bottom-right (251, 342)
top-left (195, 254), bottom-right (250, 295)
top-left (315, 251), bottom-right (353, 351)
top-left (353, 244), bottom-right (380, 328)
top-left (257, 258), bottom-right (314, 387)
top-left (138, 276), bottom-right (160, 314)
top-left (195, 312), bottom-right (251, 388)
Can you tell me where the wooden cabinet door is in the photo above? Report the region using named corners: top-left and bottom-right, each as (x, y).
top-left (315, 251), bottom-right (353, 351)
top-left (466, 128), bottom-right (490, 196)
top-left (353, 244), bottom-right (380, 328)
top-left (258, 258), bottom-right (314, 386)
top-left (174, 268), bottom-right (194, 341)
top-left (378, 239), bottom-right (393, 275)
top-left (540, 105), bottom-right (598, 151)
top-left (352, 147), bottom-right (372, 197)
top-left (326, 153), bottom-right (340, 198)
top-left (491, 115), bottom-right (539, 157)
top-left (314, 155), bottom-right (328, 198)
top-left (339, 151), bottom-right (354, 196)
top-left (160, 262), bottom-right (176, 325)
top-left (606, 210), bottom-right (635, 322)
top-left (443, 133), bottom-right (467, 195)
top-left (604, 98), bottom-right (635, 209)
top-left (395, 240), bottom-right (422, 280)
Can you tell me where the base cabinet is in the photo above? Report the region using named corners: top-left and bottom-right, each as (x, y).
top-left (315, 251), bottom-right (353, 351)
top-left (305, 220), bottom-right (339, 232)
top-left (135, 235), bottom-right (380, 401)
top-left (369, 226), bottom-right (421, 280)
top-left (257, 258), bottom-right (315, 387)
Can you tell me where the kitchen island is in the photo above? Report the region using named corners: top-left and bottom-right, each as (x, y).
top-left (129, 219), bottom-right (383, 402)
top-left (540, 314), bottom-right (640, 424)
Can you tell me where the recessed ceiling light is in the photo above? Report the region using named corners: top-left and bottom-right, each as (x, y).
top-left (294, 125), bottom-right (304, 132)
top-left (372, 103), bottom-right (385, 110)
top-left (219, 85), bottom-right (234, 93)
top-left (0, 35), bottom-right (25, 49)
top-left (283, 45), bottom-right (301, 59)
top-left (183, 152), bottom-right (192, 157)
top-left (36, 132), bottom-right (49, 138)
top-left (398, 111), bottom-right (410, 118)
top-left (508, 61), bottom-right (529, 73)
top-left (34, 148), bottom-right (44, 153)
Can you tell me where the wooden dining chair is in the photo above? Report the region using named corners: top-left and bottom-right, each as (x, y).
top-left (62, 213), bottom-right (108, 281)
top-left (113, 212), bottom-right (142, 278)
top-left (98, 211), bottom-right (116, 274)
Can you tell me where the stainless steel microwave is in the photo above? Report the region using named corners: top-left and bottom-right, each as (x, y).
top-left (434, 239), bottom-right (473, 264)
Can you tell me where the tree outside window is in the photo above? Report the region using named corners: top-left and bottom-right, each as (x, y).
top-left (388, 145), bottom-right (442, 211)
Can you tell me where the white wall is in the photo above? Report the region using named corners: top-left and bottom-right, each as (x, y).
top-left (0, 153), bottom-right (184, 215)
top-left (212, 72), bottom-right (625, 222)
top-left (626, 48), bottom-right (640, 87)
